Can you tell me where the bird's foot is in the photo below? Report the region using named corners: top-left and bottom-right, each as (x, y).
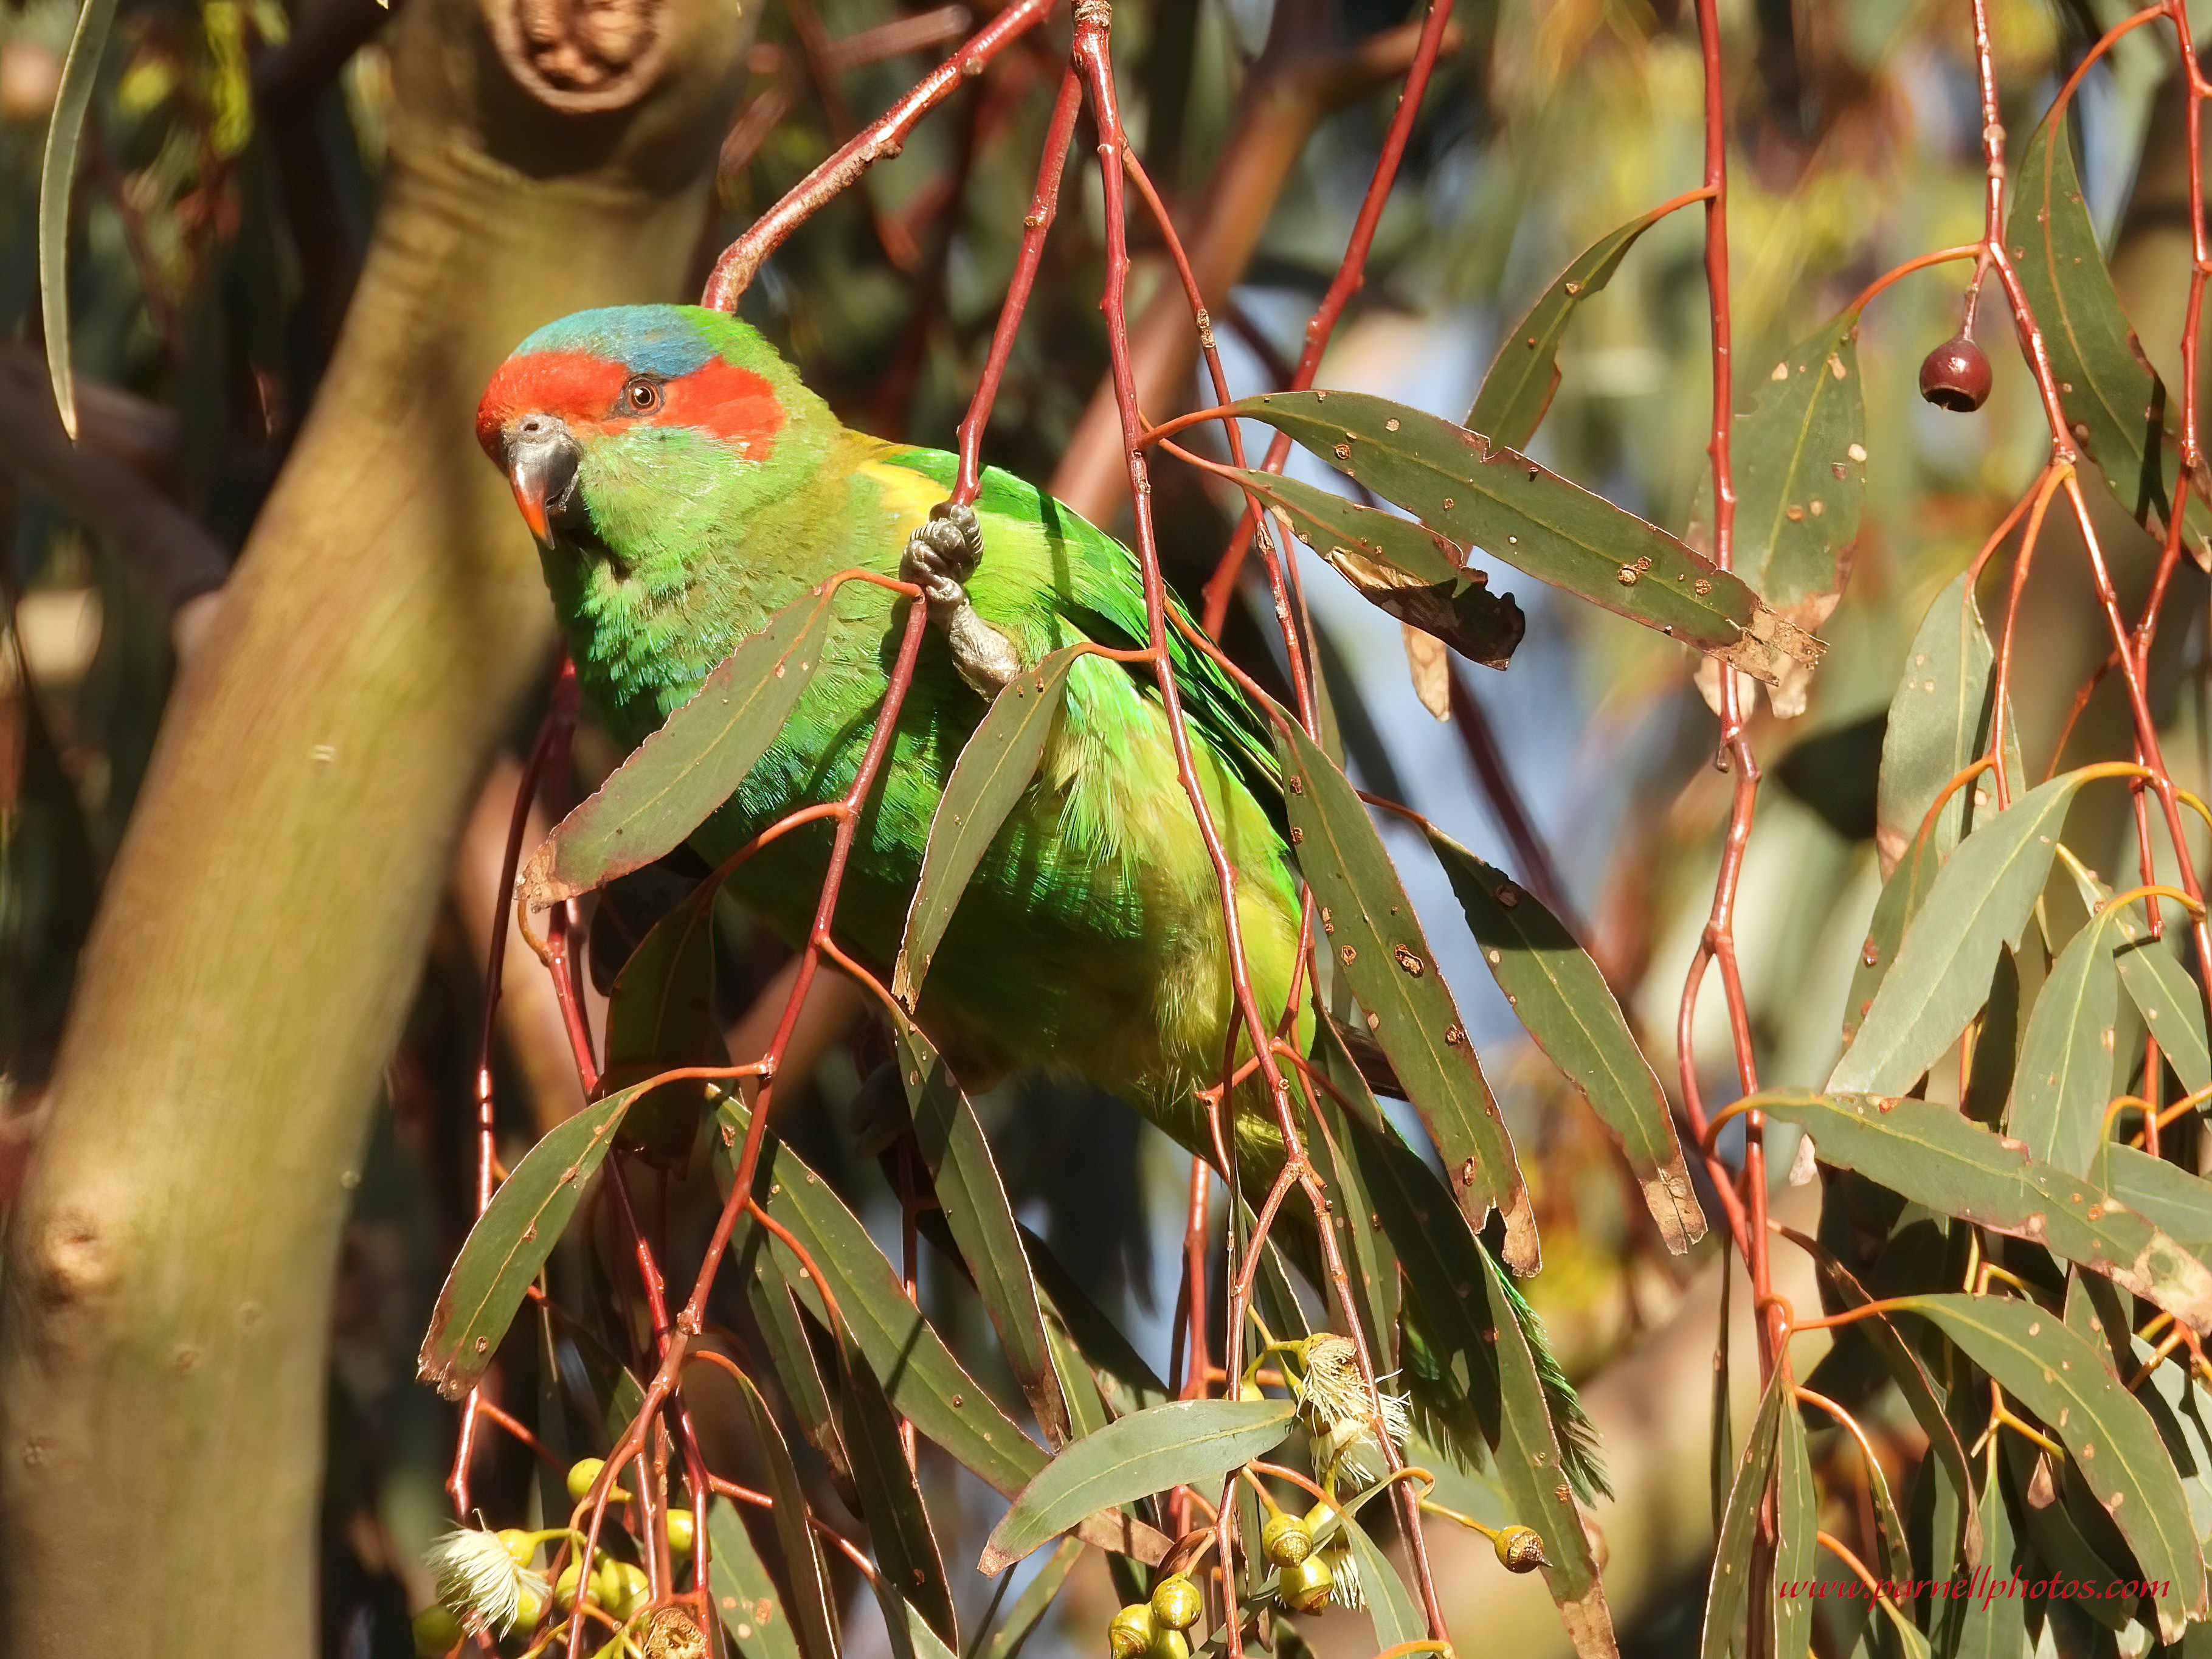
top-left (902, 502), bottom-right (1022, 697)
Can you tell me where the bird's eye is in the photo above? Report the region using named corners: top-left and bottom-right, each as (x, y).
top-left (623, 376), bottom-right (662, 414)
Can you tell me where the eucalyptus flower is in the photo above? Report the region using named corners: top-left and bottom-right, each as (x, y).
top-left (1294, 1334), bottom-right (1409, 1487)
top-left (424, 1525), bottom-right (549, 1636)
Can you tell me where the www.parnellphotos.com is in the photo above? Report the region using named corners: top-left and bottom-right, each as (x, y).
top-left (1778, 1568), bottom-right (2171, 1609)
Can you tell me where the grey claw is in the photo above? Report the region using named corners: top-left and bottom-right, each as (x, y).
top-left (901, 499), bottom-right (1021, 698)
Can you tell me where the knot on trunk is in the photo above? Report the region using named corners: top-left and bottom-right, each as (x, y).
top-left (486, 0), bottom-right (682, 110)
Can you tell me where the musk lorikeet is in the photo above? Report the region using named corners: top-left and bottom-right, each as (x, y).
top-left (474, 303), bottom-right (1603, 1497)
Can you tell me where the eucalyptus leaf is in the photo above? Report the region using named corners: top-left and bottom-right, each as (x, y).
top-left (1831, 771), bottom-right (2093, 1095)
top-left (709, 1497), bottom-right (810, 1659)
top-left (2012, 113), bottom-right (2212, 570)
top-left (1893, 1294), bottom-right (2208, 1641)
top-left (894, 648), bottom-right (1082, 1006)
top-left (1215, 463), bottom-right (1524, 668)
top-left (1774, 1390), bottom-right (1818, 1659)
top-left (1232, 391), bottom-right (1823, 685)
top-left (524, 585), bottom-right (838, 904)
top-left (1874, 573), bottom-right (2017, 873)
top-left (1274, 718), bottom-right (1536, 1268)
top-left (37, 0), bottom-right (123, 440)
top-left (2006, 910), bottom-right (2124, 1176)
top-left (1427, 828), bottom-right (1704, 1250)
top-left (896, 1016), bottom-right (1070, 1446)
top-left (1751, 1091), bottom-right (2212, 1332)
top-left (1700, 1368), bottom-right (1785, 1659)
top-left (977, 1399), bottom-right (1294, 1574)
top-left (835, 1325), bottom-right (958, 1646)
top-left (418, 1083), bottom-right (645, 1399)
top-left (1469, 196), bottom-right (1689, 449)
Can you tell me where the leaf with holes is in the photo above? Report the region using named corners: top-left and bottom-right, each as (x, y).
top-left (418, 1083), bottom-right (644, 1399)
top-left (1232, 391), bottom-right (1823, 685)
top-left (1749, 1090), bottom-right (2212, 1331)
top-left (1216, 464), bottom-right (1524, 668)
top-left (978, 1399), bottom-right (1294, 1574)
top-left (1893, 1294), bottom-right (2208, 1641)
top-left (1842, 823), bottom-right (1944, 1050)
top-left (1773, 1387), bottom-right (1818, 1659)
top-left (897, 1015), bottom-right (1070, 1446)
top-left (524, 585), bottom-right (837, 904)
top-left (1699, 310), bottom-right (1868, 716)
top-left (1468, 196), bottom-right (1692, 449)
top-left (2062, 861), bottom-right (2211, 1096)
top-left (1699, 1368), bottom-right (1785, 1659)
top-left (1830, 771), bottom-right (2092, 1095)
top-left (2006, 908), bottom-right (2124, 1176)
top-left (2089, 1144), bottom-right (2212, 1257)
top-left (1428, 828), bottom-right (1704, 1252)
top-left (708, 1498), bottom-right (809, 1659)
top-left (1875, 574), bottom-right (2020, 875)
top-left (1274, 718), bottom-right (1536, 1268)
top-left (1727, 311), bottom-right (1868, 617)
top-left (895, 648), bottom-right (1082, 1006)
top-left (2013, 111), bottom-right (2212, 570)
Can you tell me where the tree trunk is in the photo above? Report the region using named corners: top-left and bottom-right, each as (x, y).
top-left (0, 0), bottom-right (744, 1646)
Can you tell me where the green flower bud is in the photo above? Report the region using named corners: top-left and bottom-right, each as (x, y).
top-left (602, 1559), bottom-right (651, 1621)
top-left (1107, 1603), bottom-right (1156, 1659)
top-left (1149, 1573), bottom-right (1202, 1632)
top-left (1275, 1554), bottom-right (1335, 1615)
top-left (565, 1456), bottom-right (632, 1504)
top-left (1147, 1630), bottom-right (1191, 1659)
top-left (665, 1507), bottom-right (696, 1557)
top-left (513, 1581), bottom-right (547, 1630)
top-left (554, 1561), bottom-right (602, 1610)
top-left (1260, 1512), bottom-right (1312, 1567)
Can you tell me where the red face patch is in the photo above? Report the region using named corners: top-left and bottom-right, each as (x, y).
top-left (474, 350), bottom-right (786, 460)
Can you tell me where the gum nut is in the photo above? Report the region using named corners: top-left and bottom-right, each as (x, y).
top-left (1149, 1574), bottom-right (1202, 1631)
top-left (1276, 1555), bottom-right (1335, 1615)
top-left (412, 1604), bottom-right (463, 1656)
top-left (555, 1562), bottom-right (602, 1609)
top-left (498, 1528), bottom-right (537, 1567)
top-left (1918, 335), bottom-right (1992, 412)
top-left (1261, 1513), bottom-right (1312, 1567)
top-left (665, 1507), bottom-right (696, 1556)
top-left (1108, 1602), bottom-right (1156, 1658)
top-left (565, 1458), bottom-right (605, 1501)
top-left (1494, 1525), bottom-right (1549, 1573)
top-left (1147, 1631), bottom-right (1192, 1659)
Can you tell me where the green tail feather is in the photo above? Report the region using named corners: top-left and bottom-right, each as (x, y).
top-left (1400, 1253), bottom-right (1610, 1503)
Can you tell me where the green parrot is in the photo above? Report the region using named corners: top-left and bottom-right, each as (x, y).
top-left (474, 302), bottom-right (1602, 1498)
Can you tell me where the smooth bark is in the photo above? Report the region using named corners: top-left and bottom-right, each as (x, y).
top-left (0, 0), bottom-right (744, 1646)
